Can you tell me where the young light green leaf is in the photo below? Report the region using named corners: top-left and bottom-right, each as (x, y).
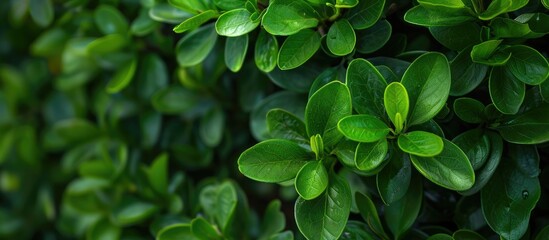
top-left (384, 82), bottom-right (409, 132)
top-left (385, 172), bottom-right (422, 239)
top-left (305, 81), bottom-right (352, 148)
top-left (255, 29), bottom-right (279, 72)
top-left (494, 104), bottom-right (549, 144)
top-left (346, 58), bottom-right (388, 118)
top-left (377, 148), bottom-right (411, 205)
top-left (398, 131), bottom-right (443, 157)
top-left (262, 0), bottom-right (319, 36)
top-left (267, 108), bottom-right (308, 145)
top-left (295, 161), bottom-right (329, 200)
top-left (94, 5), bottom-right (129, 35)
top-left (337, 115), bottom-right (390, 143)
top-left (191, 217), bottom-right (222, 240)
top-left (238, 139), bottom-right (313, 183)
top-left (29, 0), bottom-right (54, 27)
top-left (176, 24), bottom-right (218, 67)
top-left (295, 173), bottom-right (351, 240)
top-left (503, 45), bottom-right (549, 85)
top-left (225, 34), bottom-right (248, 72)
top-left (173, 10), bottom-right (217, 33)
top-left (326, 19), bottom-right (356, 56)
top-left (278, 29), bottom-right (321, 70)
top-left (310, 134), bottom-right (324, 160)
top-left (450, 46), bottom-right (489, 96)
top-left (106, 58), bottom-right (137, 94)
top-left (453, 97), bottom-right (485, 124)
top-left (355, 192), bottom-right (389, 239)
top-left (401, 52), bottom-right (451, 126)
top-left (355, 20), bottom-right (392, 54)
top-left (481, 145), bottom-right (540, 240)
top-left (345, 0), bottom-right (385, 29)
top-left (410, 139), bottom-right (474, 191)
top-left (354, 139), bottom-right (388, 172)
top-left (489, 66), bottom-right (525, 115)
top-left (216, 8), bottom-right (259, 37)
top-left (478, 0), bottom-right (512, 20)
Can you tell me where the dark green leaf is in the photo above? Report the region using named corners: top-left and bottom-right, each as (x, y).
top-left (449, 46), bottom-right (489, 96)
top-left (216, 8), bottom-right (259, 37)
top-left (238, 139), bottom-right (313, 183)
top-left (191, 217), bottom-right (222, 240)
top-left (131, 9), bottom-right (159, 36)
top-left (401, 52), bottom-right (451, 126)
top-left (145, 153), bottom-right (169, 195)
top-left (214, 0), bottom-right (247, 10)
top-left (251, 91), bottom-right (306, 140)
top-left (174, 10), bottom-right (217, 33)
top-left (268, 61), bottom-right (324, 92)
top-left (176, 24), bottom-right (218, 67)
top-left (151, 86), bottom-right (205, 114)
top-left (255, 29), bottom-right (279, 73)
top-left (377, 148), bottom-right (411, 205)
top-left (429, 22), bottom-right (481, 51)
top-left (410, 139), bottom-right (475, 191)
top-left (106, 58), bottom-right (137, 93)
top-left (262, 0), bottom-right (319, 36)
top-left (489, 66), bottom-right (525, 114)
top-left (355, 139), bottom-right (388, 172)
top-left (199, 107), bottom-right (225, 147)
top-left (295, 161), bottom-right (329, 200)
top-left (490, 18), bottom-right (530, 38)
top-left (385, 172), bottom-right (422, 239)
top-left (471, 40), bottom-right (511, 66)
top-left (453, 97), bottom-right (485, 124)
top-left (305, 81), bottom-right (352, 148)
top-left (427, 234), bottom-right (453, 240)
top-left (355, 192), bottom-right (388, 239)
top-left (345, 0), bottom-right (385, 29)
top-left (295, 173), bottom-right (351, 240)
top-left (29, 0), bottom-right (54, 27)
top-left (452, 229), bottom-right (486, 240)
top-left (541, 78), bottom-right (549, 101)
top-left (418, 0), bottom-right (465, 8)
top-left (337, 115), bottom-right (390, 143)
top-left (494, 104), bottom-right (549, 144)
top-left (278, 29), bottom-right (321, 70)
top-left (346, 58), bottom-right (387, 118)
top-left (267, 108), bottom-right (308, 145)
top-left (452, 129), bottom-right (490, 170)
top-left (535, 225), bottom-right (549, 240)
top-left (112, 197), bottom-right (158, 226)
top-left (225, 34), bottom-right (248, 72)
top-left (259, 200), bottom-right (286, 240)
top-left (503, 45), bottom-right (549, 85)
top-left (31, 28), bottom-right (68, 56)
top-left (87, 34), bottom-right (128, 55)
top-left (156, 224), bottom-right (198, 240)
top-left (94, 5), bottom-right (129, 35)
top-left (326, 19), bottom-right (356, 56)
top-left (355, 20), bottom-right (392, 54)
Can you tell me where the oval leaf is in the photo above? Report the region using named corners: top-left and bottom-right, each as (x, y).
top-left (255, 29), bottom-right (279, 72)
top-left (262, 0), bottom-right (319, 36)
top-left (489, 66), bottom-right (525, 115)
top-left (215, 8), bottom-right (259, 37)
top-left (176, 24), bottom-right (218, 67)
top-left (278, 29), bottom-right (321, 70)
top-left (398, 131), bottom-right (443, 157)
top-left (337, 115), bottom-right (390, 143)
top-left (295, 161), bottom-right (329, 200)
top-left (354, 139), bottom-right (388, 172)
top-left (224, 34), bottom-right (248, 72)
top-left (106, 58), bottom-right (137, 93)
top-left (174, 10), bottom-right (217, 33)
top-left (326, 19), bottom-right (356, 56)
top-left (346, 58), bottom-right (388, 118)
top-left (494, 104), bottom-right (549, 144)
top-left (384, 82), bottom-right (409, 131)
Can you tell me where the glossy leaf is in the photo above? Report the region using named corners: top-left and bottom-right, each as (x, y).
top-left (176, 24), bottom-right (218, 67)
top-left (106, 58), bottom-right (137, 93)
top-left (251, 91), bottom-right (306, 140)
top-left (305, 81), bottom-right (352, 148)
top-left (404, 5), bottom-right (475, 27)
top-left (398, 131), bottom-right (443, 157)
top-left (346, 58), bottom-right (388, 118)
top-left (262, 0), bottom-right (319, 36)
top-left (355, 138), bottom-right (388, 172)
top-left (377, 148), bottom-right (411, 205)
top-left (278, 29), bottom-right (321, 70)
top-left (345, 0), bottom-right (385, 29)
top-left (384, 82), bottom-right (409, 132)
top-left (494, 104), bottom-right (549, 144)
top-left (385, 172), bottom-right (422, 239)
top-left (452, 129), bottom-right (490, 170)
top-left (326, 19), bottom-right (355, 56)
top-left (225, 34), bottom-right (248, 72)
top-left (295, 173), bottom-right (351, 240)
top-left (238, 139), bottom-right (313, 183)
top-left (149, 3), bottom-right (193, 24)
top-left (337, 115), bottom-right (390, 143)
top-left (503, 45), bottom-right (549, 85)
top-left (216, 8), bottom-right (259, 37)
top-left (401, 52), bottom-right (451, 126)
top-left (355, 192), bottom-right (388, 239)
top-left (478, 0), bottom-right (512, 20)
top-left (295, 161), bottom-right (329, 200)
top-left (145, 153), bottom-right (169, 195)
top-left (489, 66), bottom-right (525, 114)
top-left (355, 20), bottom-right (392, 54)
top-left (173, 10), bottom-right (217, 33)
top-left (450, 46), bottom-right (489, 96)
top-left (453, 97), bottom-right (485, 124)
top-left (267, 108), bottom-right (308, 145)
top-left (491, 18), bottom-right (530, 38)
top-left (481, 145), bottom-right (540, 240)
top-left (430, 22), bottom-right (481, 51)
top-left (156, 224), bottom-right (198, 240)
top-left (255, 29), bottom-right (279, 72)
top-left (410, 139), bottom-right (475, 191)
top-left (470, 40), bottom-right (511, 66)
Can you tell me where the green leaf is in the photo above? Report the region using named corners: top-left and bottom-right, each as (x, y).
top-left (535, 225), bottom-right (549, 240)
top-left (326, 19), bottom-right (356, 56)
top-left (295, 173), bottom-right (351, 240)
top-left (429, 22), bottom-right (481, 51)
top-left (541, 77), bottom-right (549, 101)
top-left (29, 0), bottom-right (54, 27)
top-left (238, 139), bottom-right (313, 183)
top-left (489, 66), bottom-right (525, 114)
top-left (176, 24), bottom-right (218, 67)
top-left (268, 61), bottom-right (324, 92)
top-left (404, 5), bottom-right (475, 27)
top-left (471, 40), bottom-right (511, 66)
top-left (157, 224), bottom-right (198, 240)
top-left (398, 131), bottom-right (443, 157)
top-left (259, 200), bottom-right (286, 240)
top-left (340, 221), bottom-right (378, 239)
top-left (216, 8), bottom-right (259, 37)
top-left (345, 0), bottom-right (385, 29)
top-left (410, 139), bottom-right (475, 191)
top-left (427, 234), bottom-right (454, 240)
top-left (262, 0), bottom-right (319, 36)
top-left (255, 29), bottom-right (279, 73)
top-left (277, 29), bottom-right (321, 70)
top-left (199, 107), bottom-right (225, 147)
top-left (150, 3), bottom-right (193, 24)
top-left (401, 52), bottom-right (451, 126)
top-left (173, 10), bottom-right (217, 33)
top-left (452, 229), bottom-right (486, 240)
top-left (418, 0), bottom-right (465, 8)
top-left (251, 91), bottom-right (306, 140)
top-left (377, 148), bottom-right (411, 205)
top-left (224, 34), bottom-right (248, 72)
top-left (346, 58), bottom-right (388, 118)
top-left (87, 219), bottom-right (121, 240)
top-left (151, 86), bottom-right (205, 114)
top-left (131, 9), bottom-right (159, 36)
top-left (450, 47), bottom-right (489, 96)
top-left (494, 104), bottom-right (549, 144)
top-left (31, 28), bottom-right (69, 56)
top-left (544, 0), bottom-right (549, 9)
top-left (295, 161), bottom-right (329, 200)
top-left (145, 153), bottom-right (169, 195)
top-left (267, 108), bottom-right (308, 145)
top-left (191, 217), bottom-right (222, 240)
top-left (384, 82), bottom-right (409, 132)
top-left (112, 197), bottom-right (158, 226)
top-left (214, 0), bottom-right (247, 10)
top-left (490, 18), bottom-right (530, 38)
top-left (310, 134), bottom-right (324, 160)
top-left (169, 0), bottom-right (213, 13)
top-left (452, 129), bottom-right (490, 170)
top-left (453, 97), bottom-right (485, 124)
top-left (106, 58), bottom-right (137, 94)
top-left (478, 0), bottom-right (512, 21)
top-left (458, 131), bottom-right (502, 196)
top-left (355, 20), bottom-right (392, 54)
top-left (337, 115), bottom-right (390, 143)
top-left (385, 172), bottom-right (422, 239)
top-left (355, 193), bottom-right (388, 239)
top-left (305, 81), bottom-right (352, 148)
top-left (355, 138), bottom-right (388, 172)
top-left (481, 145), bottom-right (540, 240)
top-left (503, 45), bottom-right (549, 85)
top-left (87, 34), bottom-right (128, 55)
top-left (94, 5), bottom-right (129, 35)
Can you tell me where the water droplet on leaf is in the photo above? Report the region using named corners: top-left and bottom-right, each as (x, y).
top-left (522, 190), bottom-right (529, 199)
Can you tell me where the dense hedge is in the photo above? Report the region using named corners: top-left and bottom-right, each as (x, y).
top-left (1, 0), bottom-right (549, 239)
